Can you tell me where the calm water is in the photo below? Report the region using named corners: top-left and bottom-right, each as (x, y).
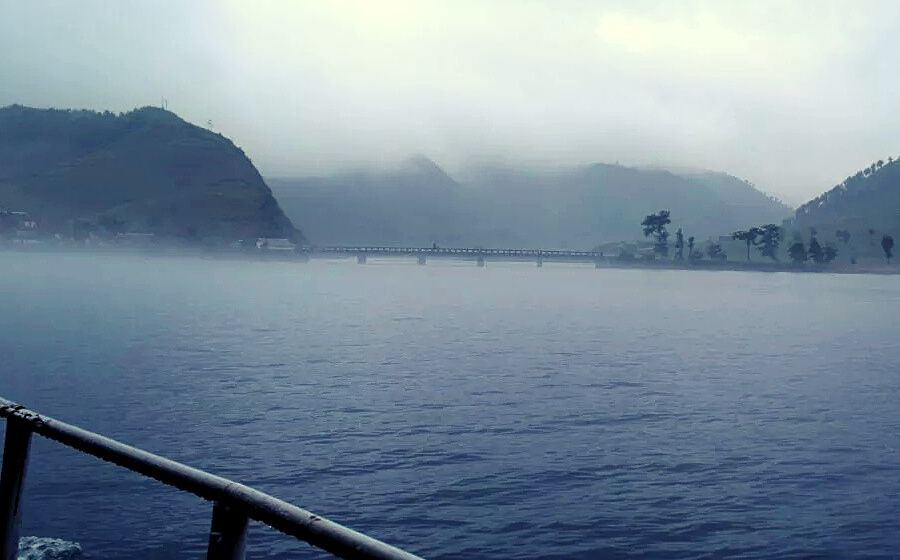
top-left (2, 251), bottom-right (899, 559)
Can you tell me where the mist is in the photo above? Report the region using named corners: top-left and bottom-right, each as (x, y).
top-left (3, 0), bottom-right (900, 204)
top-left (6, 4), bottom-right (900, 558)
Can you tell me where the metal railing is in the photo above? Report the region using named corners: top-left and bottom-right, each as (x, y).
top-left (0, 397), bottom-right (424, 560)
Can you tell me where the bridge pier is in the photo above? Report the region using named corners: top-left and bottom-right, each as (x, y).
top-left (417, 254), bottom-right (426, 265)
top-left (476, 255), bottom-right (485, 267)
top-left (357, 253), bottom-right (367, 265)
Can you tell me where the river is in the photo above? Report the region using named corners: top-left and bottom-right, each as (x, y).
top-left (2, 251), bottom-right (899, 559)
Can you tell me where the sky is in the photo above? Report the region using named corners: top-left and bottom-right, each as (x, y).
top-left (2, 0), bottom-right (900, 205)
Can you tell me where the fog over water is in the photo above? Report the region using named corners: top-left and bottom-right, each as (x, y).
top-left (2, 252), bottom-right (899, 558)
top-left (4, 2), bottom-right (900, 559)
top-left (4, 1), bottom-right (900, 203)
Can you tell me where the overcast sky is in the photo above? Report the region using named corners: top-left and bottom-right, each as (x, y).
top-left (3, 0), bottom-right (900, 204)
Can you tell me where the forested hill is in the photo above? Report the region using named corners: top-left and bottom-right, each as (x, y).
top-left (270, 159), bottom-right (790, 249)
top-left (795, 156), bottom-right (900, 233)
top-left (0, 105), bottom-right (299, 242)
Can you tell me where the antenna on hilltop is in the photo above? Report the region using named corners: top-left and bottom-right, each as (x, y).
top-left (161, 98), bottom-right (168, 110)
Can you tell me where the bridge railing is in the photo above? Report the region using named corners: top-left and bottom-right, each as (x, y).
top-left (0, 397), bottom-right (424, 560)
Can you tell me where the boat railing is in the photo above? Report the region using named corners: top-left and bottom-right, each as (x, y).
top-left (0, 397), bottom-right (424, 560)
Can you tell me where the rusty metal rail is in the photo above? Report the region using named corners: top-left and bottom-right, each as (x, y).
top-left (0, 397), bottom-right (424, 560)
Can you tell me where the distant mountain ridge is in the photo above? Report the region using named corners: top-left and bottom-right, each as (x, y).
top-left (271, 157), bottom-right (791, 248)
top-left (0, 105), bottom-right (299, 242)
top-left (795, 156), bottom-right (900, 233)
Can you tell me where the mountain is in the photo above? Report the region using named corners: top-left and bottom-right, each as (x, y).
top-left (271, 159), bottom-right (790, 248)
top-left (0, 105), bottom-right (299, 242)
top-left (795, 157), bottom-right (900, 233)
top-left (270, 155), bottom-right (467, 246)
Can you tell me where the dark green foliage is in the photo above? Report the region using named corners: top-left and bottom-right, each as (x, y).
top-left (706, 243), bottom-right (726, 261)
top-left (642, 210), bottom-right (671, 258)
top-left (788, 241), bottom-right (808, 263)
top-left (755, 224), bottom-right (781, 260)
top-left (808, 236), bottom-right (824, 264)
top-left (882, 235), bottom-right (894, 261)
top-left (823, 244), bottom-right (838, 263)
top-left (788, 241), bottom-right (807, 264)
top-left (732, 228), bottom-right (762, 262)
top-left (0, 105), bottom-right (300, 242)
top-left (687, 236), bottom-right (697, 261)
top-left (674, 228), bottom-right (684, 260)
top-left (796, 154), bottom-right (900, 233)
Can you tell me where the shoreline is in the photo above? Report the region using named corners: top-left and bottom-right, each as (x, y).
top-left (2, 243), bottom-right (897, 276)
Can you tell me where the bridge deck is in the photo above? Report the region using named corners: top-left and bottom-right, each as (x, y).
top-left (302, 246), bottom-right (605, 259)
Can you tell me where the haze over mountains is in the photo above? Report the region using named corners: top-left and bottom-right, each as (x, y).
top-left (271, 156), bottom-right (791, 249)
top-left (6, 104), bottom-right (900, 253)
top-left (0, 105), bottom-right (298, 242)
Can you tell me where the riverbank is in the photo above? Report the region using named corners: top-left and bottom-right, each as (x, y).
top-left (1, 242), bottom-right (897, 275)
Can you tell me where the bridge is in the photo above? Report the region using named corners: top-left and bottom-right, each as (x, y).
top-left (298, 246), bottom-right (610, 267)
top-left (0, 397), bottom-right (423, 560)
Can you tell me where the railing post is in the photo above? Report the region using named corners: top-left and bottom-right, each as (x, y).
top-left (0, 419), bottom-right (32, 560)
top-left (207, 501), bottom-right (249, 560)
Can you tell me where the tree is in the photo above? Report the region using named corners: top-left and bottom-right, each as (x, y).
top-left (641, 210), bottom-right (671, 258)
top-left (836, 230), bottom-right (851, 244)
top-left (687, 236), bottom-right (697, 260)
top-left (755, 224), bottom-right (781, 260)
top-left (788, 241), bottom-right (807, 264)
top-left (707, 243), bottom-right (726, 261)
top-left (823, 244), bottom-right (838, 263)
top-left (808, 236), bottom-right (825, 264)
top-left (877, 159), bottom-right (884, 170)
top-left (674, 228), bottom-right (684, 260)
top-left (882, 235), bottom-right (894, 262)
top-left (864, 168), bottom-right (871, 177)
top-left (732, 228), bottom-right (762, 262)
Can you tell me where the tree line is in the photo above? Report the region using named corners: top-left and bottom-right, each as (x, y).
top-left (640, 210), bottom-right (725, 263)
top-left (640, 210), bottom-right (895, 265)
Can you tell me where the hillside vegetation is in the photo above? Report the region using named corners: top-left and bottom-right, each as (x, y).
top-left (271, 157), bottom-right (790, 249)
top-left (0, 105), bottom-right (299, 242)
top-left (795, 156), bottom-right (900, 233)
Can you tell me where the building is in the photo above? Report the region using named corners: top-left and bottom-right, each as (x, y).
top-left (0, 210), bottom-right (37, 233)
top-left (256, 238), bottom-right (296, 251)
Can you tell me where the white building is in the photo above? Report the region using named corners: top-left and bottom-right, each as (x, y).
top-left (256, 238), bottom-right (296, 251)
